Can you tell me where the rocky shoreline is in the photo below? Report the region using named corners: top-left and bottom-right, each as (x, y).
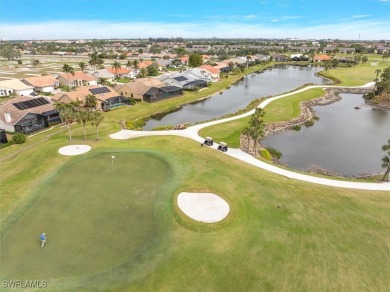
top-left (263, 86), bottom-right (375, 136)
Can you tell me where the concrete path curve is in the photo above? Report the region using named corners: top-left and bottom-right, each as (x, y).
top-left (110, 82), bottom-right (390, 191)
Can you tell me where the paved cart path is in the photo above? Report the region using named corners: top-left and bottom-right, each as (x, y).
top-left (110, 83), bottom-right (390, 191)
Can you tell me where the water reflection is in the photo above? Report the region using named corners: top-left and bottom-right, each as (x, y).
top-left (262, 94), bottom-right (390, 176)
top-left (143, 65), bottom-right (329, 130)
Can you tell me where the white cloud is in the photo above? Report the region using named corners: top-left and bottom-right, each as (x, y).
top-left (351, 14), bottom-right (370, 18)
top-left (245, 15), bottom-right (258, 19)
top-left (0, 19), bottom-right (389, 40)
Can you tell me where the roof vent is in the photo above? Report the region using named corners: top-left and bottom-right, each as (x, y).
top-left (4, 113), bottom-right (11, 123)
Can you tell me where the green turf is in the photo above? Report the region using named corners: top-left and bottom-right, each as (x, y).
top-left (1, 151), bottom-right (173, 279)
top-left (0, 132), bottom-right (389, 291)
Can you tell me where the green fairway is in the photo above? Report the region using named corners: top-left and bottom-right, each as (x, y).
top-left (320, 56), bottom-right (389, 86)
top-left (1, 151), bottom-right (173, 279)
top-left (199, 88), bottom-right (325, 148)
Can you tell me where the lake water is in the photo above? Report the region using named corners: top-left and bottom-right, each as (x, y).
top-left (261, 94), bottom-right (390, 177)
top-left (143, 65), bottom-right (329, 130)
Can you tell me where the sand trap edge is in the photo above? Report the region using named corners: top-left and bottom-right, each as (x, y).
top-left (177, 192), bottom-right (230, 223)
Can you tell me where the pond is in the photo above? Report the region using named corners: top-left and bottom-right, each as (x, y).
top-left (261, 94), bottom-right (390, 177)
top-left (143, 65), bottom-right (329, 130)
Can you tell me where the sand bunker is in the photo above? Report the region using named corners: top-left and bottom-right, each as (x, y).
top-left (177, 192), bottom-right (230, 223)
top-left (58, 145), bottom-right (91, 156)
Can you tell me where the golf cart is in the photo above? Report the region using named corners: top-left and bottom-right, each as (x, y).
top-left (217, 142), bottom-right (228, 152)
top-left (204, 137), bottom-right (213, 146)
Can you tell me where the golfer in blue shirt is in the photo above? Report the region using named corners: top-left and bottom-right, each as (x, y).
top-left (40, 233), bottom-right (47, 248)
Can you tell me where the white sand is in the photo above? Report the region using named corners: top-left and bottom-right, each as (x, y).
top-left (177, 192), bottom-right (230, 223)
top-left (58, 145), bottom-right (91, 156)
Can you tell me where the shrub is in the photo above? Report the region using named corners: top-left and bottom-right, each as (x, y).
top-left (126, 118), bottom-right (146, 130)
top-left (152, 125), bottom-right (174, 131)
top-left (12, 133), bottom-right (27, 144)
top-left (266, 147), bottom-right (282, 159)
top-left (304, 120), bottom-right (314, 127)
top-left (292, 125), bottom-right (301, 131)
top-left (260, 148), bottom-right (272, 160)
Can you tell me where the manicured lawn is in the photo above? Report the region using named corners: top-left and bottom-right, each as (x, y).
top-left (321, 56), bottom-right (389, 86)
top-left (0, 132), bottom-right (388, 291)
top-left (199, 88), bottom-right (325, 148)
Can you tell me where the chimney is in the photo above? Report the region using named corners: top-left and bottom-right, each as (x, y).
top-left (4, 113), bottom-right (11, 123)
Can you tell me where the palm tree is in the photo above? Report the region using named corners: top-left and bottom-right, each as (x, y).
top-left (381, 139), bottom-right (390, 182)
top-left (76, 110), bottom-right (90, 141)
top-left (90, 111), bottom-right (105, 141)
top-left (98, 77), bottom-right (108, 86)
top-left (248, 108), bottom-right (266, 157)
top-left (62, 64), bottom-right (75, 89)
top-left (242, 126), bottom-right (251, 153)
top-left (125, 60), bottom-right (132, 69)
top-left (58, 105), bottom-right (75, 141)
top-left (375, 69), bottom-right (382, 81)
top-left (84, 94), bottom-right (97, 111)
top-left (112, 61), bottom-right (122, 78)
top-left (133, 60), bottom-right (139, 76)
top-left (139, 68), bottom-right (147, 78)
top-left (79, 61), bottom-right (87, 72)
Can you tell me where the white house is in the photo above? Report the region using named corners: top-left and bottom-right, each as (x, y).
top-left (57, 71), bottom-right (98, 87)
top-left (0, 79), bottom-right (34, 96)
top-left (22, 75), bottom-right (60, 93)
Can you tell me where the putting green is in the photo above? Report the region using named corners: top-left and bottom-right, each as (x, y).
top-left (1, 151), bottom-right (172, 279)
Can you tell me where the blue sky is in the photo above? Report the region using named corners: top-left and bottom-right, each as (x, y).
top-left (0, 0), bottom-right (389, 40)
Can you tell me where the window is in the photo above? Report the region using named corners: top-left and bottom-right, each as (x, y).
top-left (131, 93), bottom-right (133, 97)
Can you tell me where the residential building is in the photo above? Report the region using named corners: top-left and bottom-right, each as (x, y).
top-left (57, 71), bottom-right (97, 88)
top-left (313, 54), bottom-right (332, 62)
top-left (107, 67), bottom-right (135, 79)
top-left (21, 75), bottom-right (60, 93)
top-left (86, 69), bottom-right (115, 82)
top-left (0, 96), bottom-right (60, 134)
top-left (0, 79), bottom-right (34, 97)
top-left (52, 85), bottom-right (130, 111)
top-left (116, 78), bottom-right (182, 102)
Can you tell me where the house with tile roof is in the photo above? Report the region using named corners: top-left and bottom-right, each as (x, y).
top-left (199, 65), bottom-right (220, 81)
top-left (0, 79), bottom-right (34, 97)
top-left (0, 96), bottom-right (60, 134)
top-left (313, 54), bottom-right (332, 62)
top-left (52, 85), bottom-right (130, 111)
top-left (86, 69), bottom-right (115, 82)
top-left (107, 67), bottom-right (136, 79)
top-left (21, 75), bottom-right (60, 93)
top-left (116, 78), bottom-right (182, 102)
top-left (57, 71), bottom-right (97, 88)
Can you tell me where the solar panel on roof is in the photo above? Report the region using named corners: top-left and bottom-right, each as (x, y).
top-left (13, 97), bottom-right (50, 110)
top-left (89, 87), bottom-right (110, 95)
top-left (173, 76), bottom-right (188, 82)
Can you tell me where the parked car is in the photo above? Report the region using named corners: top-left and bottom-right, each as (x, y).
top-left (204, 137), bottom-right (213, 146)
top-left (217, 142), bottom-right (228, 152)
